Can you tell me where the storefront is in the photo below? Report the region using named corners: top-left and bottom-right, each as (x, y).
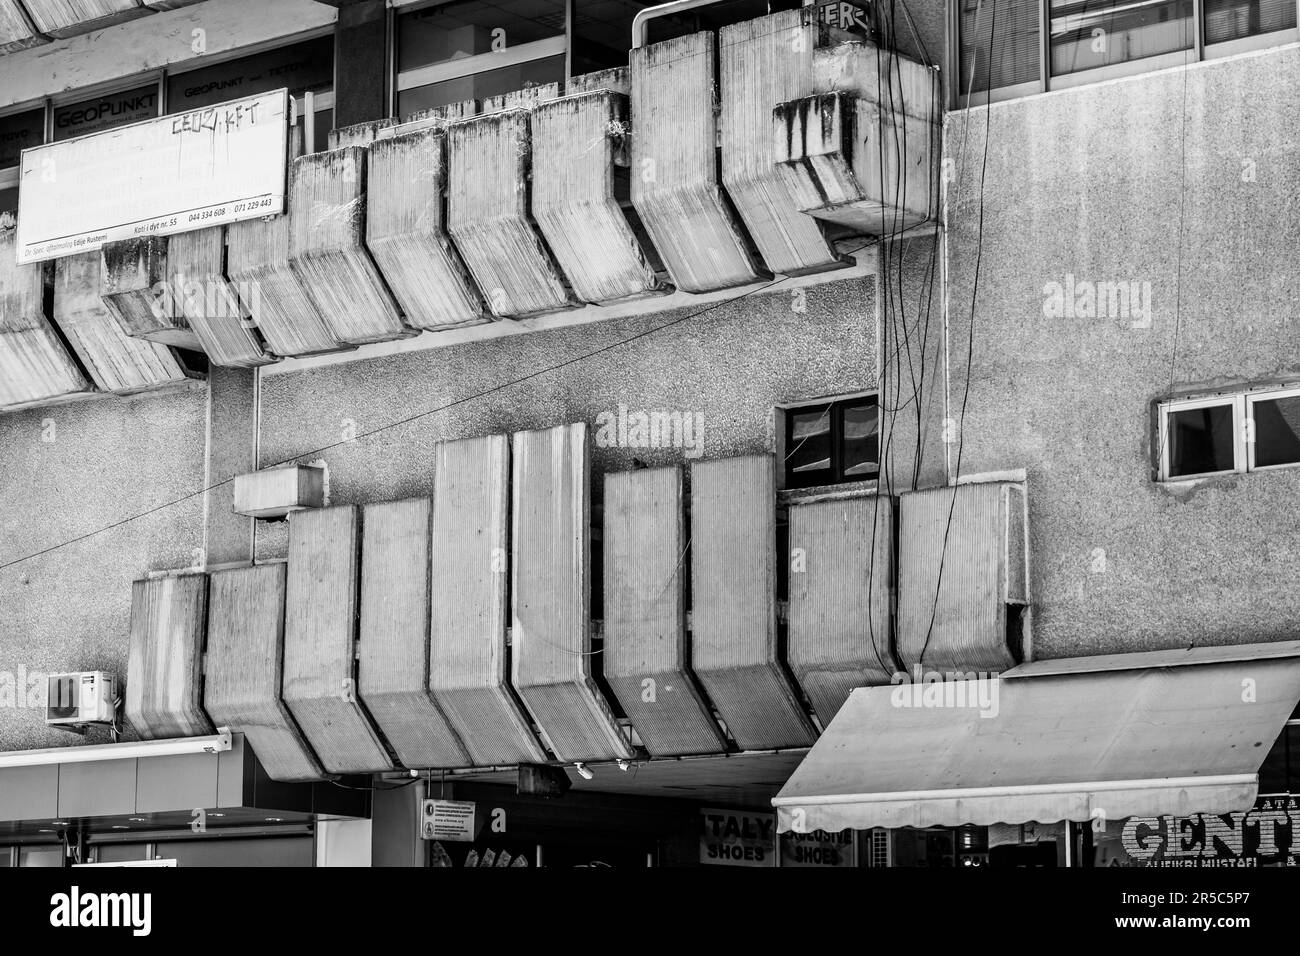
top-left (772, 642), bottom-right (1300, 867)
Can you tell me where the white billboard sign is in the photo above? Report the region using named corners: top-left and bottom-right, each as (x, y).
top-left (15, 89), bottom-right (289, 265)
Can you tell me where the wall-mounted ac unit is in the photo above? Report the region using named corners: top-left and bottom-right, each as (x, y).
top-left (46, 672), bottom-right (117, 728)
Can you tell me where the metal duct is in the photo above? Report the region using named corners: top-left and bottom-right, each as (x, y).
top-left (287, 146), bottom-right (411, 346)
top-left (0, 223), bottom-right (90, 409)
top-left (204, 564), bottom-right (329, 783)
top-left (446, 98), bottom-right (578, 318)
top-left (531, 81), bottom-right (670, 304)
top-left (690, 455), bottom-right (817, 749)
top-left (428, 434), bottom-right (548, 766)
top-left (125, 572), bottom-right (213, 740)
top-left (511, 423), bottom-right (633, 761)
top-left (787, 494), bottom-right (897, 725)
top-left (366, 123), bottom-right (487, 330)
top-left (359, 498), bottom-right (470, 769)
top-left (719, 10), bottom-right (844, 276)
top-left (53, 252), bottom-right (192, 394)
top-left (283, 505), bottom-right (395, 774)
top-left (897, 481), bottom-right (1029, 674)
top-left (603, 465), bottom-right (727, 756)
top-left (630, 31), bottom-right (764, 293)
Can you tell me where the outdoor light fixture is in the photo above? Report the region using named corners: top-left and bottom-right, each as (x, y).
top-left (616, 759), bottom-right (630, 772)
top-left (574, 762), bottom-right (594, 780)
top-left (0, 731), bottom-right (232, 770)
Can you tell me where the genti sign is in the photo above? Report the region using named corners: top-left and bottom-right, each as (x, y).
top-left (1097, 797), bottom-right (1300, 867)
top-left (15, 89), bottom-right (289, 265)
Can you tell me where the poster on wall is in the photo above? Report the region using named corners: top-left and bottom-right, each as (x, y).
top-left (15, 89), bottom-right (288, 264)
top-left (780, 827), bottom-right (857, 867)
top-left (699, 808), bottom-right (776, 867)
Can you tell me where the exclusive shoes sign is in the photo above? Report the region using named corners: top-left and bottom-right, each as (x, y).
top-left (14, 89), bottom-right (288, 264)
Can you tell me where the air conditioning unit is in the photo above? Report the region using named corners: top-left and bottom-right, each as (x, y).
top-left (46, 672), bottom-right (117, 729)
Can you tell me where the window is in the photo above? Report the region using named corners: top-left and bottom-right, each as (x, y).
top-left (954, 0), bottom-right (1297, 104)
top-left (0, 107), bottom-right (42, 217)
top-left (394, 0), bottom-right (782, 117)
top-left (1157, 385), bottom-right (1300, 480)
top-left (958, 0), bottom-right (1041, 97)
top-left (168, 36), bottom-right (336, 153)
top-left (397, 0), bottom-right (568, 117)
top-left (1203, 0), bottom-right (1297, 44)
top-left (53, 84), bottom-right (160, 142)
top-left (781, 393), bottom-right (880, 489)
top-left (1049, 0), bottom-right (1193, 77)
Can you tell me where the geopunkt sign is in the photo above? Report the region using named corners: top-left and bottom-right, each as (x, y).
top-left (15, 89), bottom-right (288, 264)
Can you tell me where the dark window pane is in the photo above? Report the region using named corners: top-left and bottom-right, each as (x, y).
top-left (573, 0), bottom-right (657, 74)
top-left (842, 399), bottom-right (880, 477)
top-left (1167, 403), bottom-right (1235, 477)
top-left (0, 108), bottom-right (44, 168)
top-left (959, 0), bottom-right (1041, 95)
top-left (1259, 726), bottom-right (1292, 793)
top-left (786, 405), bottom-right (833, 487)
top-left (167, 36), bottom-right (334, 113)
top-left (1253, 395), bottom-right (1300, 468)
top-left (398, 54), bottom-right (566, 117)
top-left (54, 85), bottom-right (158, 141)
top-left (642, 0), bottom-right (773, 45)
top-left (0, 187), bottom-right (17, 217)
top-left (1050, 0), bottom-right (1193, 77)
top-left (313, 107), bottom-right (333, 154)
top-left (1204, 0), bottom-right (1296, 44)
top-left (399, 0), bottom-right (566, 72)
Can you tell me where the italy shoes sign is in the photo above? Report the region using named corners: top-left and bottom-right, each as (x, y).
top-left (15, 89), bottom-right (288, 264)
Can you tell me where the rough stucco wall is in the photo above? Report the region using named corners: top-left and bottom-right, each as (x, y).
top-left (944, 48), bottom-right (1300, 659)
top-left (255, 276), bottom-right (878, 558)
top-left (879, 235), bottom-right (947, 493)
top-left (0, 383), bottom-right (208, 749)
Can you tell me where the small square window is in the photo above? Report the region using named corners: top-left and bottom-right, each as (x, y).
top-left (782, 394), bottom-right (880, 489)
top-left (1166, 401), bottom-right (1237, 478)
top-left (1250, 391), bottom-right (1300, 469)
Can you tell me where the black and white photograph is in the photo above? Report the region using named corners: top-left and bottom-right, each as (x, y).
top-left (0, 0), bottom-right (1291, 936)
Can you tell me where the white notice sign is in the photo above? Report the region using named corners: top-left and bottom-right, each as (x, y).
top-left (421, 800), bottom-right (477, 842)
top-left (15, 89), bottom-right (289, 264)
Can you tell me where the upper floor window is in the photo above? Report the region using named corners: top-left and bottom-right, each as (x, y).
top-left (167, 36), bottom-right (335, 153)
top-left (0, 108), bottom-right (43, 217)
top-left (393, 0), bottom-right (780, 118)
top-left (955, 0), bottom-right (1297, 104)
top-left (53, 84), bottom-right (159, 142)
top-left (1157, 385), bottom-right (1300, 480)
top-left (780, 393), bottom-right (881, 489)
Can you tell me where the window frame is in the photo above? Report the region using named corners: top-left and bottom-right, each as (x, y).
top-left (1246, 384), bottom-right (1300, 473)
top-left (1157, 392), bottom-right (1245, 481)
top-left (949, 0), bottom-right (1300, 108)
top-left (1156, 384), bottom-right (1300, 482)
top-left (775, 390), bottom-right (882, 491)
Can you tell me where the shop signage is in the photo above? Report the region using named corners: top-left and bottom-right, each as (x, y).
top-left (54, 86), bottom-right (159, 143)
top-left (421, 799), bottom-right (478, 842)
top-left (780, 827), bottom-right (856, 867)
top-left (166, 36), bottom-right (334, 112)
top-left (700, 808), bottom-right (776, 867)
top-left (1096, 796), bottom-right (1300, 867)
top-left (15, 89), bottom-right (288, 264)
